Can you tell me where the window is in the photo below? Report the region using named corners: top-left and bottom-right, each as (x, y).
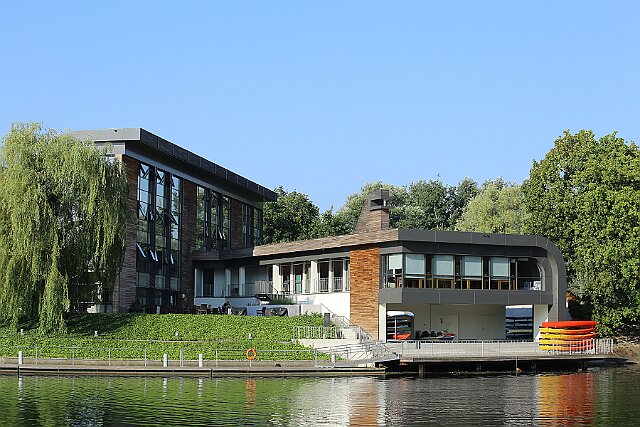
top-left (220, 195), bottom-right (230, 250)
top-left (253, 208), bottom-right (263, 246)
top-left (490, 257), bottom-right (510, 290)
top-left (433, 255), bottom-right (454, 288)
top-left (462, 256), bottom-right (482, 289)
top-left (202, 270), bottom-right (214, 297)
top-left (242, 204), bottom-right (251, 247)
top-left (196, 186), bottom-right (207, 250)
top-left (404, 254), bottom-right (425, 288)
top-left (384, 254), bottom-right (403, 288)
top-left (169, 176), bottom-right (182, 291)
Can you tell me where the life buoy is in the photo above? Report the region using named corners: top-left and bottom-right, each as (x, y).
top-left (246, 348), bottom-right (257, 360)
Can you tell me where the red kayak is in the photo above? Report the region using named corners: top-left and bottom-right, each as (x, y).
top-left (542, 320), bottom-right (597, 329)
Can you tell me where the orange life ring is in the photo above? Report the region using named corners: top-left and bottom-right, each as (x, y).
top-left (246, 348), bottom-right (257, 360)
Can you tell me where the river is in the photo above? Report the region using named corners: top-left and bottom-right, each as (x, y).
top-left (0, 365), bottom-right (638, 426)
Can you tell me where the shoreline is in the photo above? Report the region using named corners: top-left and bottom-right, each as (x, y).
top-left (613, 339), bottom-right (640, 363)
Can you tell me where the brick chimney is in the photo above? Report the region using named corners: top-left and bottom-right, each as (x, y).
top-left (354, 189), bottom-right (390, 233)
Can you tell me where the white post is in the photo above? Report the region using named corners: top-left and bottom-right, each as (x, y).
top-left (18, 351), bottom-right (24, 365)
top-left (198, 354), bottom-right (204, 368)
top-left (194, 268), bottom-right (203, 298)
top-left (163, 353), bottom-right (168, 367)
top-left (239, 267), bottom-right (246, 296)
top-left (224, 268), bottom-right (232, 297)
top-left (272, 265), bottom-right (281, 294)
top-left (378, 304), bottom-right (386, 342)
top-left (302, 263), bottom-right (308, 293)
top-left (342, 259), bottom-right (348, 291)
top-left (328, 261), bottom-right (334, 292)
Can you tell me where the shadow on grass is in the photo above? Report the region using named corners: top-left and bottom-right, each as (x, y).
top-left (65, 313), bottom-right (138, 336)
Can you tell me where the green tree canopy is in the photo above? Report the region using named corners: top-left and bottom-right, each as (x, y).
top-left (523, 130), bottom-right (640, 334)
top-left (0, 123), bottom-right (129, 332)
top-left (262, 187), bottom-right (320, 244)
top-left (455, 178), bottom-right (528, 234)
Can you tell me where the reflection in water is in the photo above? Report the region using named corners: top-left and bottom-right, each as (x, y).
top-left (538, 373), bottom-right (595, 426)
top-left (0, 367), bottom-right (639, 425)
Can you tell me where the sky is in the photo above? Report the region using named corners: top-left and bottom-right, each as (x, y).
top-left (1, 1), bottom-right (639, 211)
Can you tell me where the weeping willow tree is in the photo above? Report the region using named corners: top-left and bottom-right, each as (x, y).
top-left (0, 123), bottom-right (129, 332)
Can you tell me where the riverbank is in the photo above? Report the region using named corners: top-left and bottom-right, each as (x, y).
top-left (613, 338), bottom-right (640, 363)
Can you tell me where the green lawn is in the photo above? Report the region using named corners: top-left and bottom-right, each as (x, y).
top-left (0, 313), bottom-right (326, 360)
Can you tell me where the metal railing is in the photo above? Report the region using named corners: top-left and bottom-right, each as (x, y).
top-left (0, 344), bottom-right (328, 367)
top-left (317, 278), bottom-right (329, 293)
top-left (332, 277), bottom-right (343, 292)
top-left (315, 341), bottom-right (398, 364)
top-left (292, 326), bottom-right (344, 340)
top-left (388, 338), bottom-right (615, 358)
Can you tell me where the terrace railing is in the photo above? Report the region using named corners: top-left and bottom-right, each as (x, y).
top-left (388, 338), bottom-right (615, 358)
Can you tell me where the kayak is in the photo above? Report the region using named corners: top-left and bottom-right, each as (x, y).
top-left (542, 320), bottom-right (596, 328)
top-left (539, 335), bottom-right (597, 343)
top-left (539, 343), bottom-right (594, 351)
top-left (539, 327), bottom-right (597, 335)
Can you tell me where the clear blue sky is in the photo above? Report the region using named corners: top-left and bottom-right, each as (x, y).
top-left (1, 1), bottom-right (639, 211)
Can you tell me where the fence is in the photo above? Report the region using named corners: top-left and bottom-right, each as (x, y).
top-left (389, 338), bottom-right (615, 358)
top-left (0, 344), bottom-right (329, 367)
top-left (292, 326), bottom-right (344, 340)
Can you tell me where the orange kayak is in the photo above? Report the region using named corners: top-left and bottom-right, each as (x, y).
top-left (542, 320), bottom-right (596, 328)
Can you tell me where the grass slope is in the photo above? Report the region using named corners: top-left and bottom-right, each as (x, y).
top-left (0, 313), bottom-right (326, 360)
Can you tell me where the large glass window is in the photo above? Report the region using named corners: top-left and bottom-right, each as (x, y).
top-left (136, 163), bottom-right (152, 289)
top-left (462, 256), bottom-right (482, 289)
top-left (254, 208), bottom-right (263, 246)
top-left (384, 254), bottom-right (403, 288)
top-left (433, 255), bottom-right (454, 288)
top-left (242, 204), bottom-right (251, 247)
top-left (170, 176), bottom-right (182, 291)
top-left (220, 195), bottom-right (230, 250)
top-left (380, 253), bottom-right (541, 292)
top-left (490, 257), bottom-right (509, 290)
top-left (404, 254), bottom-right (425, 288)
top-left (196, 186), bottom-right (207, 251)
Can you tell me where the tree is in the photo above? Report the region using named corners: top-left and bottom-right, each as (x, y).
top-left (0, 123), bottom-right (129, 332)
top-left (262, 187), bottom-right (320, 244)
top-left (455, 178), bottom-right (528, 234)
top-left (523, 130), bottom-right (640, 334)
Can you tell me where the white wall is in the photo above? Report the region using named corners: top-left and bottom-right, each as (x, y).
top-left (386, 303), bottom-right (506, 340)
top-left (292, 292), bottom-right (350, 318)
top-left (533, 304), bottom-right (550, 341)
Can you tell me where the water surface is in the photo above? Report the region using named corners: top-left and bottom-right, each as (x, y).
top-left (0, 366), bottom-right (638, 426)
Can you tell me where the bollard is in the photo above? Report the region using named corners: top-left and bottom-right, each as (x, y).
top-left (163, 353), bottom-right (168, 368)
top-left (331, 354), bottom-right (336, 365)
top-left (20, 328), bottom-right (24, 336)
top-left (18, 350), bottom-right (24, 365)
top-left (94, 330), bottom-right (98, 337)
top-left (198, 354), bottom-right (204, 368)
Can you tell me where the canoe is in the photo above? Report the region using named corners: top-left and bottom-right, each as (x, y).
top-left (539, 327), bottom-right (596, 335)
top-left (541, 320), bottom-right (596, 328)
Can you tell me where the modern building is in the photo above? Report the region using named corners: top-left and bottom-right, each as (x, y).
top-left (70, 128), bottom-right (276, 313)
top-left (193, 190), bottom-right (568, 341)
top-left (73, 129), bottom-right (568, 341)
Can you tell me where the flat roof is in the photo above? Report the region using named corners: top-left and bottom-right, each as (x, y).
top-left (70, 128), bottom-right (277, 202)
